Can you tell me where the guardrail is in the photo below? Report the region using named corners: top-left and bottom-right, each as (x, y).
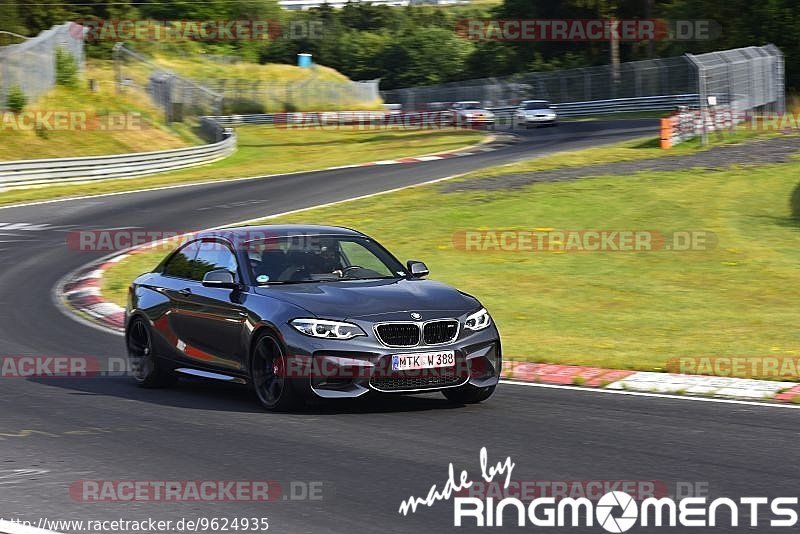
top-left (0, 128), bottom-right (236, 189)
top-left (490, 94), bottom-right (705, 122)
top-left (210, 95), bottom-right (705, 128)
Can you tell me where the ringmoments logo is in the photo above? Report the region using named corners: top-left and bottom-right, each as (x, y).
top-left (398, 448), bottom-right (800, 531)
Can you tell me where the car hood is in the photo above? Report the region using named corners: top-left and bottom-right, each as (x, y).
top-left (253, 278), bottom-right (479, 320)
top-left (522, 108), bottom-right (555, 114)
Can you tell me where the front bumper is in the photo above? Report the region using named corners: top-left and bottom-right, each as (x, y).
top-left (518, 115), bottom-right (557, 126)
top-left (280, 324), bottom-right (501, 398)
top-left (457, 115), bottom-right (496, 125)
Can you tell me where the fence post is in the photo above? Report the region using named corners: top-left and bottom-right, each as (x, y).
top-left (112, 42), bottom-right (123, 94)
top-left (685, 53), bottom-right (708, 146)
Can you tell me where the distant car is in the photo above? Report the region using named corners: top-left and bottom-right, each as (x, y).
top-left (125, 225), bottom-right (501, 411)
top-left (450, 101), bottom-right (496, 127)
top-left (515, 100), bottom-right (558, 128)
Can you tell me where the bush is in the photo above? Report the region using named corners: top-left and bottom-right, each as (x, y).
top-left (223, 99), bottom-right (266, 115)
top-left (55, 47), bottom-right (79, 88)
top-left (5, 85), bottom-right (27, 112)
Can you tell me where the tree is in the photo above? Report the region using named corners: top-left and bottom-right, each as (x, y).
top-left (379, 26), bottom-right (474, 89)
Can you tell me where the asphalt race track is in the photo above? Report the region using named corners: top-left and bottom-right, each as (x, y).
top-left (2, 119), bottom-right (797, 533)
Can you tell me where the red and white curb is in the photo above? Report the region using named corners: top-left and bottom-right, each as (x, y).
top-left (58, 236), bottom-right (185, 333)
top-left (59, 254), bottom-right (129, 332)
top-left (502, 361), bottom-right (800, 404)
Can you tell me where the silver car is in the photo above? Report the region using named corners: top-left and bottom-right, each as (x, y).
top-left (450, 101), bottom-right (495, 126)
top-left (515, 100), bottom-right (558, 128)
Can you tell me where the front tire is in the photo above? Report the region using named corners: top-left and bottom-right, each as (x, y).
top-left (250, 333), bottom-right (302, 411)
top-left (442, 384), bottom-right (496, 404)
top-left (126, 317), bottom-right (177, 388)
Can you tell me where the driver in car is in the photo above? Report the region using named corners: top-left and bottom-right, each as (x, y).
top-left (318, 242), bottom-right (344, 277)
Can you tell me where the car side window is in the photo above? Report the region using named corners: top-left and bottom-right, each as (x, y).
top-left (193, 240), bottom-right (240, 282)
top-left (163, 241), bottom-right (200, 279)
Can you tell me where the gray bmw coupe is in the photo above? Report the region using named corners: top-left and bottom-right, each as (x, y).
top-left (125, 225), bottom-right (501, 411)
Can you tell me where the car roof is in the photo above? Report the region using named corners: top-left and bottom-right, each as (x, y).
top-left (195, 224), bottom-right (366, 241)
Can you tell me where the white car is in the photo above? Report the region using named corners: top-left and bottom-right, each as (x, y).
top-left (450, 101), bottom-right (495, 126)
top-left (515, 100), bottom-right (558, 128)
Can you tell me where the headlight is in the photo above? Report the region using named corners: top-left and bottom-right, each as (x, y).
top-left (290, 318), bottom-right (366, 340)
top-left (485, 112), bottom-right (495, 118)
top-left (464, 308), bottom-right (492, 331)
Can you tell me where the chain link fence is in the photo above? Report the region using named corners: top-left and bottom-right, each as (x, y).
top-left (687, 45), bottom-right (785, 126)
top-left (202, 74), bottom-right (380, 114)
top-left (0, 23), bottom-right (84, 109)
top-left (381, 45), bottom-right (784, 118)
top-left (114, 44), bottom-right (380, 126)
top-left (113, 44), bottom-right (223, 128)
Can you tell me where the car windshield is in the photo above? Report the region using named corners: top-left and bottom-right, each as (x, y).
top-left (457, 102), bottom-right (482, 110)
top-left (247, 235), bottom-right (406, 284)
top-left (522, 101), bottom-right (551, 110)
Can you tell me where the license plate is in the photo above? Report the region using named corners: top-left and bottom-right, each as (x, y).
top-left (391, 351), bottom-right (455, 371)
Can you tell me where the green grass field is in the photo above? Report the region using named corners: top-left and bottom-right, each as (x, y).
top-left (100, 132), bottom-right (800, 377)
top-left (0, 125), bottom-right (485, 207)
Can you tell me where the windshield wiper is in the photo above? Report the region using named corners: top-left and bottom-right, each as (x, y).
top-left (260, 280), bottom-right (322, 285)
top-left (341, 276), bottom-right (401, 281)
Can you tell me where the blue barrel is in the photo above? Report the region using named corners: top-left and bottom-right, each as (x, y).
top-left (297, 53), bottom-right (312, 68)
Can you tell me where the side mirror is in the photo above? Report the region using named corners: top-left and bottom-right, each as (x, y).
top-left (202, 268), bottom-right (238, 289)
top-left (406, 260), bottom-right (429, 278)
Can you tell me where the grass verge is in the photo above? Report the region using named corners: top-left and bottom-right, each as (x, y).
top-left (100, 132), bottom-right (800, 378)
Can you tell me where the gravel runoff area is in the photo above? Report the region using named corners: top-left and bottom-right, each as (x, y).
top-left (442, 135), bottom-right (800, 191)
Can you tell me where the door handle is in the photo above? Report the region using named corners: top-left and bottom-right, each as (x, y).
top-left (178, 288), bottom-right (192, 296)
